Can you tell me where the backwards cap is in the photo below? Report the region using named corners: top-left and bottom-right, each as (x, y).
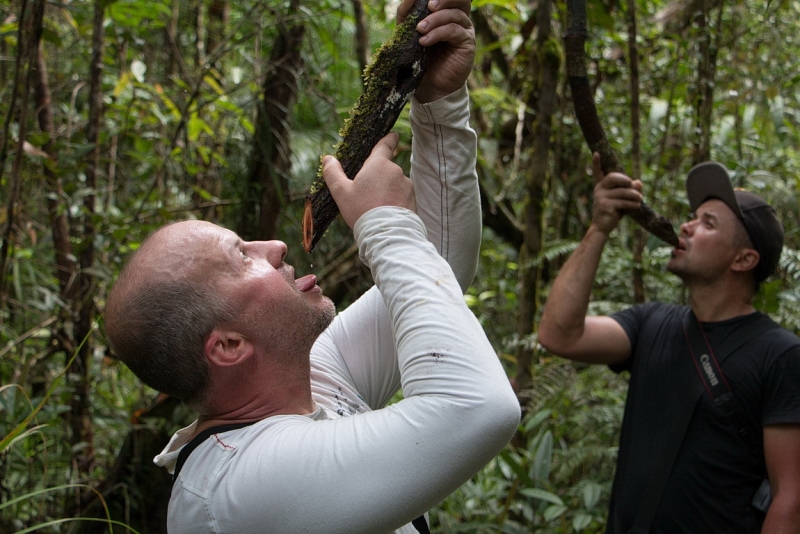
top-left (685, 162), bottom-right (784, 285)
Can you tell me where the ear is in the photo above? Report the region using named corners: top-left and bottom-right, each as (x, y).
top-left (731, 248), bottom-right (760, 275)
top-left (205, 328), bottom-right (254, 368)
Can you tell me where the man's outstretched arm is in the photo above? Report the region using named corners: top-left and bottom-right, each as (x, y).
top-left (311, 0), bottom-right (481, 410)
top-left (538, 153), bottom-right (637, 365)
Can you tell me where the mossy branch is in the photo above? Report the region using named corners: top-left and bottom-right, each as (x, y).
top-left (302, 0), bottom-right (432, 253)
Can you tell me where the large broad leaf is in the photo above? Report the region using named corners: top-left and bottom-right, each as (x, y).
top-left (543, 504), bottom-right (568, 521)
top-left (532, 429), bottom-right (553, 482)
top-left (583, 480), bottom-right (603, 509)
top-left (573, 512), bottom-right (593, 530)
top-left (519, 487), bottom-right (564, 506)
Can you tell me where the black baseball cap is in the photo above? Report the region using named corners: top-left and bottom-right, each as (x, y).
top-left (686, 162), bottom-right (784, 284)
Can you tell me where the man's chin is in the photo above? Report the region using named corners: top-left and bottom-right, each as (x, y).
top-left (665, 262), bottom-right (690, 283)
top-left (315, 299), bottom-right (336, 332)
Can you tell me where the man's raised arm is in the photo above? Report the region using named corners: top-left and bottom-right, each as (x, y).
top-left (538, 153), bottom-right (637, 365)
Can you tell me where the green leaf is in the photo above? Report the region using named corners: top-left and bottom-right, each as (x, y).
top-left (532, 429), bottom-right (553, 482)
top-left (523, 408), bottom-right (552, 434)
top-left (543, 503), bottom-right (568, 521)
top-left (204, 74), bottom-right (225, 96)
top-left (188, 114), bottom-right (208, 142)
top-left (519, 487), bottom-right (564, 506)
top-left (573, 512), bottom-right (593, 530)
top-left (583, 480), bottom-right (602, 509)
top-left (158, 90), bottom-right (182, 120)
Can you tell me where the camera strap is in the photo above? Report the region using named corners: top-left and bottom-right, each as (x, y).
top-left (630, 308), bottom-right (776, 533)
top-left (682, 310), bottom-right (777, 447)
top-left (173, 421), bottom-right (259, 484)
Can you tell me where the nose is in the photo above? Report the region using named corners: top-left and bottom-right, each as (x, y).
top-left (267, 241), bottom-right (288, 266)
top-left (680, 219), bottom-right (696, 236)
top-left (250, 240), bottom-right (288, 267)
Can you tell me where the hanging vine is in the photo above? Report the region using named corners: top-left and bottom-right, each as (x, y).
top-left (564, 0), bottom-right (678, 246)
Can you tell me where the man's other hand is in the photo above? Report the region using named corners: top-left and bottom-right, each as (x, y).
top-left (323, 133), bottom-right (416, 229)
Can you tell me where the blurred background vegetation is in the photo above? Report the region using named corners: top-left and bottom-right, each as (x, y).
top-left (1, 0), bottom-right (799, 532)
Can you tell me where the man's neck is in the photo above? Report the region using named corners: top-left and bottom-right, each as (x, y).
top-left (193, 361), bottom-right (315, 438)
top-left (193, 395), bottom-right (315, 437)
top-left (688, 281), bottom-right (756, 322)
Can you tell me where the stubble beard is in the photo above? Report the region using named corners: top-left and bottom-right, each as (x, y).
top-left (267, 295), bottom-right (336, 361)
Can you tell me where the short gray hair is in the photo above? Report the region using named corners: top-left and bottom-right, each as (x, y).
top-left (105, 243), bottom-right (234, 409)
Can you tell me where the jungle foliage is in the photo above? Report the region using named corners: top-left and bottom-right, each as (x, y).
top-left (1, 0), bottom-right (799, 532)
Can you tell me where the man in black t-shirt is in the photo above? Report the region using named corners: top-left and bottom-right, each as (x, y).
top-left (539, 153), bottom-right (800, 533)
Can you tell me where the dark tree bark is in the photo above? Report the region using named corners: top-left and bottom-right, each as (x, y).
top-left (564, 0), bottom-right (678, 247)
top-left (0, 0), bottom-right (32, 311)
top-left (69, 0), bottom-right (105, 477)
top-left (165, 1), bottom-right (190, 83)
top-left (352, 0), bottom-right (369, 85)
top-left (302, 0), bottom-right (432, 252)
top-left (625, 0), bottom-right (646, 304)
top-left (515, 0), bottom-right (558, 393)
top-left (194, 0), bottom-right (206, 68)
top-left (238, 0), bottom-right (304, 241)
top-left (207, 0), bottom-right (229, 72)
top-left (691, 2), bottom-right (723, 163)
top-left (35, 47), bottom-right (76, 302)
top-left (34, 32), bottom-right (81, 371)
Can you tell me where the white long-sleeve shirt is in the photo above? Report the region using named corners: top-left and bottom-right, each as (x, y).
top-left (154, 86), bottom-right (520, 534)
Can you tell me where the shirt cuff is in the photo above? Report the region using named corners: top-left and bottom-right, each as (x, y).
top-left (410, 84), bottom-right (470, 125)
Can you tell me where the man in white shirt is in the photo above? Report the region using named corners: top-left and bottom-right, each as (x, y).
top-left (104, 1), bottom-right (520, 532)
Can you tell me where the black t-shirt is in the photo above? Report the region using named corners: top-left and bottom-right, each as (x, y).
top-left (606, 302), bottom-right (800, 534)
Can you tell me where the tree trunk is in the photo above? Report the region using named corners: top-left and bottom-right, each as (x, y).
top-left (35, 47), bottom-right (76, 302)
top-left (207, 0), bottom-right (229, 74)
top-left (352, 0), bottom-right (369, 85)
top-left (34, 32), bottom-right (80, 365)
top-left (165, 0), bottom-right (180, 79)
top-left (626, 0), bottom-right (646, 304)
top-left (69, 0), bottom-right (104, 478)
top-left (239, 0), bottom-right (304, 241)
top-left (692, 1), bottom-right (723, 163)
top-left (515, 0), bottom-right (558, 393)
top-left (194, 0), bottom-right (206, 69)
top-left (0, 0), bottom-right (33, 312)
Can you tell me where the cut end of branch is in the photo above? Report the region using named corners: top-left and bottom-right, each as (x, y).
top-left (302, 199), bottom-right (314, 253)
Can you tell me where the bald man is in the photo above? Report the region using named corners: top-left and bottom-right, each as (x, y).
top-left (105, 2), bottom-right (519, 532)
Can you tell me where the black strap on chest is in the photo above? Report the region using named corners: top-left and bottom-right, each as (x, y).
top-left (171, 420), bottom-right (430, 533)
top-left (172, 421), bottom-right (258, 484)
top-left (630, 309), bottom-right (777, 533)
top-left (412, 515), bottom-right (431, 534)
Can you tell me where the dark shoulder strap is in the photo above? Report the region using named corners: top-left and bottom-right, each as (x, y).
top-left (171, 420), bottom-right (431, 533)
top-left (412, 515), bottom-right (430, 534)
top-left (631, 310), bottom-right (779, 533)
top-left (683, 311), bottom-right (779, 387)
top-left (173, 421), bottom-right (258, 484)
